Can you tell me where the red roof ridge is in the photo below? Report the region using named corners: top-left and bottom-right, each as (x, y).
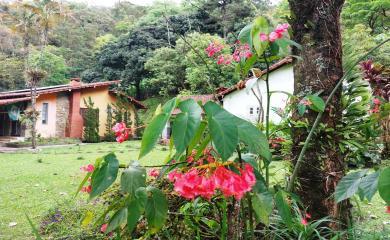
top-left (216, 57), bottom-right (293, 98)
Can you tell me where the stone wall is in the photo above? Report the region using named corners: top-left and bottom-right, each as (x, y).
top-left (55, 92), bottom-right (70, 137)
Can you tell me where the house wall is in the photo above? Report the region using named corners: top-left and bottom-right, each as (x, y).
top-left (35, 93), bottom-right (57, 138)
top-left (222, 64), bottom-right (294, 123)
top-left (80, 86), bottom-right (136, 137)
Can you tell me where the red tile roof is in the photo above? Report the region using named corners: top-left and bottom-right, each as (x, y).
top-left (0, 80), bottom-right (121, 99)
top-left (109, 90), bottom-right (147, 109)
top-left (216, 57), bottom-right (293, 98)
top-left (172, 95), bottom-right (215, 115)
top-left (0, 97), bottom-right (31, 106)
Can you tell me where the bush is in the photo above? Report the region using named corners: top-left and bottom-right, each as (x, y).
top-left (83, 97), bottom-right (100, 143)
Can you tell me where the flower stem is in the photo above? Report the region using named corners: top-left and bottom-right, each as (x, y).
top-left (263, 53), bottom-right (271, 188)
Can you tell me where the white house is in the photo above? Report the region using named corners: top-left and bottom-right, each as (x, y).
top-left (218, 57), bottom-right (294, 124)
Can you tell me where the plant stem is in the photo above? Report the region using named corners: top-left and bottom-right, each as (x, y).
top-left (247, 194), bottom-right (254, 239)
top-left (263, 53), bottom-right (271, 188)
top-left (287, 39), bottom-right (390, 192)
top-left (220, 198), bottom-right (228, 240)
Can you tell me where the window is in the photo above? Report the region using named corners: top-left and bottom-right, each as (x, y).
top-left (42, 103), bottom-right (49, 124)
top-left (249, 107), bottom-right (254, 115)
top-left (256, 107), bottom-right (260, 114)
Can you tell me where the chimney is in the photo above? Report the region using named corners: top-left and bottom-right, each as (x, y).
top-left (70, 77), bottom-right (81, 86)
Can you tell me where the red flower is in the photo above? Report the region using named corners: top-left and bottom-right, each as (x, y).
top-left (232, 43), bottom-right (252, 62)
top-left (167, 170), bottom-right (182, 182)
top-left (100, 223), bottom-right (108, 233)
top-left (259, 33), bottom-right (268, 41)
top-left (305, 213), bottom-right (311, 219)
top-left (386, 206), bottom-right (390, 214)
top-left (373, 98), bottom-right (381, 105)
top-left (112, 122), bottom-right (131, 143)
top-left (80, 164), bottom-right (95, 173)
top-left (81, 185), bottom-right (92, 193)
top-left (300, 99), bottom-right (312, 106)
top-left (149, 169), bottom-right (160, 178)
top-left (206, 42), bottom-right (223, 57)
top-left (301, 218), bottom-right (308, 226)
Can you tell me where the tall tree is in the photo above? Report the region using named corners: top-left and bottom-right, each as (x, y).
top-left (288, 0), bottom-right (350, 228)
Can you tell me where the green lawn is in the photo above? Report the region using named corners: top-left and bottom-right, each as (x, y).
top-left (0, 141), bottom-right (388, 239)
top-left (0, 141), bottom-right (165, 239)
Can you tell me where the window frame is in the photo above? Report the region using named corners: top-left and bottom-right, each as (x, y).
top-left (42, 102), bottom-right (49, 125)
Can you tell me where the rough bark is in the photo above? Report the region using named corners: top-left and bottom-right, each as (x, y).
top-left (288, 0), bottom-right (351, 229)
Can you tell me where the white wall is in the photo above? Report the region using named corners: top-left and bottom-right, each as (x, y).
top-left (222, 64), bottom-right (294, 124)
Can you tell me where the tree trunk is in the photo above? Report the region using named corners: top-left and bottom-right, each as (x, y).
top-left (288, 0), bottom-right (351, 229)
top-left (30, 85), bottom-right (37, 149)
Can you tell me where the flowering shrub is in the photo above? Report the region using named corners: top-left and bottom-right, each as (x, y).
top-left (112, 122), bottom-right (132, 143)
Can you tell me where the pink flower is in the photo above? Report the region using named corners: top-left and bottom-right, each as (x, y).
top-left (149, 169), bottom-right (160, 178)
top-left (301, 218), bottom-right (308, 226)
top-left (100, 223), bottom-right (108, 233)
top-left (81, 185), bottom-right (92, 193)
top-left (112, 122), bottom-right (131, 143)
top-left (80, 164), bottom-right (95, 172)
top-left (259, 33), bottom-right (268, 41)
top-left (386, 206), bottom-right (390, 214)
top-left (305, 213), bottom-right (312, 219)
top-left (232, 43), bottom-right (253, 62)
top-left (268, 31), bottom-right (280, 42)
top-left (373, 98), bottom-right (381, 105)
top-left (217, 55), bottom-right (225, 65)
top-left (206, 42), bottom-right (223, 57)
top-left (167, 170), bottom-right (182, 182)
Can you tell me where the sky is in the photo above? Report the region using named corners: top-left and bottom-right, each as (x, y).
top-left (70, 0), bottom-right (282, 7)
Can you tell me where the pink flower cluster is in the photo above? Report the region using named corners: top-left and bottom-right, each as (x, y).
top-left (205, 42), bottom-right (224, 57)
top-left (80, 164), bottom-right (94, 193)
top-left (168, 163), bottom-right (256, 200)
top-left (371, 98), bottom-right (381, 113)
top-left (112, 122), bottom-right (131, 143)
top-left (260, 23), bottom-right (289, 42)
top-left (206, 41), bottom-right (253, 66)
top-left (300, 98), bottom-right (312, 106)
top-left (301, 213), bottom-right (311, 226)
top-left (149, 169), bottom-right (160, 178)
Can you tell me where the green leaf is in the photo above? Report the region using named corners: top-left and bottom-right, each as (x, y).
top-left (240, 54), bottom-right (257, 77)
top-left (106, 208), bottom-right (128, 233)
top-left (297, 104), bottom-right (306, 116)
top-left (139, 98), bottom-right (177, 159)
top-left (234, 117), bottom-right (271, 161)
top-left (359, 171), bottom-right (379, 201)
top-left (378, 167), bottom-right (390, 204)
top-left (90, 153), bottom-right (119, 199)
top-left (252, 191), bottom-right (273, 225)
top-left (238, 24), bottom-right (252, 44)
top-left (74, 171), bottom-right (92, 198)
top-left (251, 16), bottom-right (269, 56)
top-left (204, 101), bottom-right (238, 161)
top-left (335, 170), bottom-right (368, 203)
top-left (275, 190), bottom-right (292, 228)
top-left (187, 120), bottom-right (207, 153)
top-left (172, 99), bottom-right (202, 155)
top-left (145, 187), bottom-right (168, 233)
top-left (120, 165), bottom-right (146, 196)
top-left (126, 188), bottom-right (147, 233)
top-left (307, 95), bottom-right (325, 112)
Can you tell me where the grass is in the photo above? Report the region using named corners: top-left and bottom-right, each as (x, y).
top-left (0, 141), bottom-right (166, 239)
top-left (0, 141), bottom-right (388, 239)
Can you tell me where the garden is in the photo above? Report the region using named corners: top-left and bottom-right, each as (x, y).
top-left (0, 0), bottom-right (389, 239)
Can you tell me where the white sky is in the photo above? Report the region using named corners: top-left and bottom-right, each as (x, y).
top-left (69, 0), bottom-right (282, 7)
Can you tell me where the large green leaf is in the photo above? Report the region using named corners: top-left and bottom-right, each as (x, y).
top-left (145, 187), bottom-right (168, 233)
top-left (238, 23), bottom-right (252, 44)
top-left (106, 207), bottom-right (127, 233)
top-left (307, 95), bottom-right (325, 112)
top-left (234, 117), bottom-right (271, 161)
top-left (252, 191), bottom-right (273, 226)
top-left (204, 102), bottom-right (238, 161)
top-left (187, 120), bottom-right (207, 153)
top-left (126, 188), bottom-right (147, 233)
top-left (139, 98), bottom-right (177, 159)
top-left (251, 16), bottom-right (269, 56)
top-left (120, 165), bottom-right (146, 196)
top-left (90, 153), bottom-right (119, 199)
top-left (358, 171), bottom-right (379, 201)
top-left (172, 99), bottom-right (202, 155)
top-left (378, 167), bottom-right (390, 204)
top-left (335, 170), bottom-right (368, 203)
top-left (275, 190), bottom-right (292, 228)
